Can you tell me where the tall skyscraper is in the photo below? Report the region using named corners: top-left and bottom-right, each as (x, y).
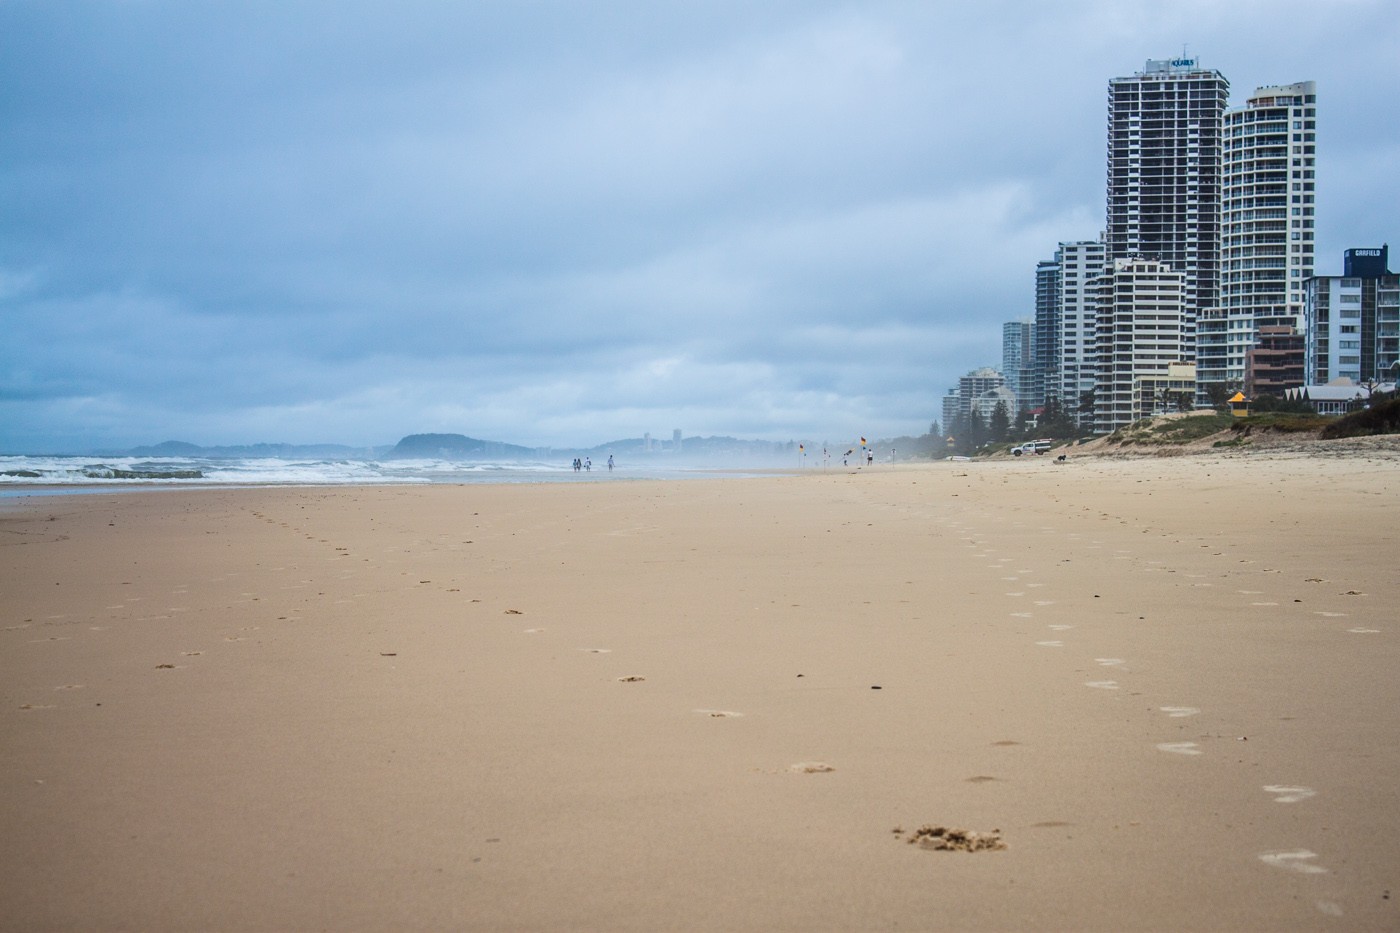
top-left (1199, 80), bottom-right (1318, 394)
top-left (1106, 58), bottom-right (1229, 353)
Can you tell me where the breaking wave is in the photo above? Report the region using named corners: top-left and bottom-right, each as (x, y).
top-left (0, 455), bottom-right (692, 492)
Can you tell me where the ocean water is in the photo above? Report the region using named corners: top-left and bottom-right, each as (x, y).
top-left (0, 454), bottom-right (717, 497)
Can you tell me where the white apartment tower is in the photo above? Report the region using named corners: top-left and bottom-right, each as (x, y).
top-left (1056, 238), bottom-right (1107, 419)
top-left (1106, 58), bottom-right (1229, 352)
top-left (1199, 80), bottom-right (1318, 394)
top-left (1094, 258), bottom-right (1189, 433)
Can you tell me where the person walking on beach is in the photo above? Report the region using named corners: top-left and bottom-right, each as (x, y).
top-left (607, 455), bottom-right (614, 472)
top-left (584, 457), bottom-right (591, 471)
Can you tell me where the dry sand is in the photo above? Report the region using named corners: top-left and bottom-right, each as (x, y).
top-left (3, 447), bottom-right (1398, 931)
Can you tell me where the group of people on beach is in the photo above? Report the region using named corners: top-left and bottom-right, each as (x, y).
top-left (571, 455), bottom-right (615, 473)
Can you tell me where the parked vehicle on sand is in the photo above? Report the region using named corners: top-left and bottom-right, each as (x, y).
top-left (1011, 439), bottom-right (1054, 456)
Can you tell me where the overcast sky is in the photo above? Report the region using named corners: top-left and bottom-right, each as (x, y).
top-left (3, 0), bottom-right (1397, 452)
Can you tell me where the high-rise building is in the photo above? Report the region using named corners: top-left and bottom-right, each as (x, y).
top-left (1106, 58), bottom-right (1229, 354)
top-left (941, 390), bottom-right (960, 437)
top-left (1094, 258), bottom-right (1190, 432)
top-left (1002, 319), bottom-right (1033, 412)
top-left (1200, 80), bottom-right (1318, 396)
top-left (1305, 246), bottom-right (1399, 386)
top-left (1030, 259), bottom-right (1061, 411)
top-left (1056, 238), bottom-right (1107, 422)
top-left (945, 367), bottom-right (1007, 427)
top-left (1032, 238), bottom-right (1107, 425)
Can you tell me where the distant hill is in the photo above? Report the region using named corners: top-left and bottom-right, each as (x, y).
top-left (386, 433), bottom-right (537, 459)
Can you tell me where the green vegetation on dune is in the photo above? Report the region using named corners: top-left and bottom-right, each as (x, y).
top-left (1232, 412), bottom-right (1327, 434)
top-left (1106, 412), bottom-right (1233, 446)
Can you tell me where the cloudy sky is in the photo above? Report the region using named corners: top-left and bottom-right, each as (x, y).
top-left (3, 0), bottom-right (1397, 452)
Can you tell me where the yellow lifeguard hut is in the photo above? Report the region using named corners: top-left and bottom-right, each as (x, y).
top-left (1228, 391), bottom-right (1250, 418)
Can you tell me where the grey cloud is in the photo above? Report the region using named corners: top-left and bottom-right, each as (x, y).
top-left (2, 0), bottom-right (1398, 450)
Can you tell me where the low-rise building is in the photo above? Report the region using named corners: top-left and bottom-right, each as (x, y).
top-left (1285, 378), bottom-right (1397, 415)
top-left (1135, 362), bottom-right (1198, 419)
top-left (1245, 325), bottom-right (1306, 398)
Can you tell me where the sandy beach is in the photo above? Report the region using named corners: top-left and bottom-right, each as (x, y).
top-left (3, 447), bottom-right (1398, 931)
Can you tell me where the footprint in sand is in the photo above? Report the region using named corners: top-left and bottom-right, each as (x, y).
top-left (1047, 624), bottom-right (1073, 631)
top-left (1263, 785), bottom-right (1316, 804)
top-left (1035, 640), bottom-right (1064, 648)
top-left (1347, 627), bottom-right (1380, 634)
top-left (1096, 658), bottom-right (1125, 667)
top-left (1258, 849), bottom-right (1328, 874)
top-left (580, 648), bottom-right (612, 654)
top-left (1314, 611), bottom-right (1348, 618)
top-left (695, 709), bottom-right (743, 718)
top-left (1159, 706), bottom-right (1201, 718)
top-left (1084, 681), bottom-right (1119, 689)
top-left (790, 762), bottom-right (835, 773)
top-left (1010, 612), bottom-right (1034, 618)
top-left (1156, 742), bottom-right (1202, 755)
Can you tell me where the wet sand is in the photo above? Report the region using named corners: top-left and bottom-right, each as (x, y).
top-left (3, 450), bottom-right (1398, 931)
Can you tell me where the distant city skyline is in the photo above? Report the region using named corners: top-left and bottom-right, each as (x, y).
top-left (949, 53), bottom-right (1385, 430)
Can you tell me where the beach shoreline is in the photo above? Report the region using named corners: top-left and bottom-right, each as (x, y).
top-left (3, 453), bottom-right (1397, 930)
